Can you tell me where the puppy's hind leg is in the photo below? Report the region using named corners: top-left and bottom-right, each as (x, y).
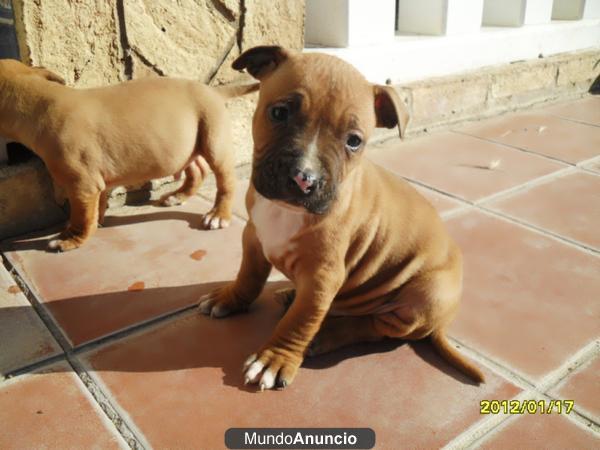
top-left (98, 190), bottom-right (109, 226)
top-left (48, 185), bottom-right (102, 252)
top-left (306, 315), bottom-right (384, 356)
top-left (202, 127), bottom-right (235, 230)
top-left (160, 156), bottom-right (209, 207)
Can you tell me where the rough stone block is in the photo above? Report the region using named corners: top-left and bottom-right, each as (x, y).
top-left (124, 0), bottom-right (239, 82)
top-left (242, 0), bottom-right (305, 49)
top-left (408, 74), bottom-right (490, 128)
top-left (490, 62), bottom-right (557, 99)
top-left (555, 51), bottom-right (600, 88)
top-left (12, 0), bottom-right (123, 87)
top-left (0, 159), bottom-right (66, 240)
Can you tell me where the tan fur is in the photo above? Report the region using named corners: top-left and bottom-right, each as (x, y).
top-left (199, 47), bottom-right (484, 390)
top-left (0, 59), bottom-right (258, 250)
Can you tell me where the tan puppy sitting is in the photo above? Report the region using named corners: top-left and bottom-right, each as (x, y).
top-left (0, 59), bottom-right (258, 251)
top-left (199, 46), bottom-right (485, 390)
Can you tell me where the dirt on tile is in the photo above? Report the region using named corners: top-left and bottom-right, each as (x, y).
top-left (7, 285), bottom-right (21, 294)
top-left (190, 249), bottom-right (207, 261)
top-left (127, 281), bottom-right (145, 292)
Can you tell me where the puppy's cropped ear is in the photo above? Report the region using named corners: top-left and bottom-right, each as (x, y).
top-left (232, 46), bottom-right (290, 80)
top-left (34, 66), bottom-right (66, 85)
top-left (373, 85), bottom-right (409, 139)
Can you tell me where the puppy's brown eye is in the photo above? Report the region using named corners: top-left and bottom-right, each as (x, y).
top-left (268, 104), bottom-right (289, 123)
top-left (346, 133), bottom-right (362, 152)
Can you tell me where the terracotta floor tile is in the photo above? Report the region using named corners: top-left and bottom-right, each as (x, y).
top-left (367, 133), bottom-right (565, 202)
top-left (0, 265), bottom-right (61, 377)
top-left (446, 210), bottom-right (600, 381)
top-left (0, 362), bottom-right (126, 449)
top-left (550, 356), bottom-right (600, 420)
top-left (84, 283), bottom-right (519, 449)
top-left (3, 197), bottom-right (247, 347)
top-left (479, 412), bottom-right (598, 450)
top-left (485, 172), bottom-right (600, 250)
top-left (458, 113), bottom-right (600, 164)
top-left (539, 96), bottom-right (600, 127)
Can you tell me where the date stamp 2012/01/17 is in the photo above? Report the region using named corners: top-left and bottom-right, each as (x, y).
top-left (480, 399), bottom-right (574, 415)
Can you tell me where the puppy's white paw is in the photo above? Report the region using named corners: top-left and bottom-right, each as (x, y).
top-left (161, 195), bottom-right (184, 207)
top-left (242, 349), bottom-right (300, 391)
top-left (202, 211), bottom-right (230, 230)
top-left (47, 236), bottom-right (81, 252)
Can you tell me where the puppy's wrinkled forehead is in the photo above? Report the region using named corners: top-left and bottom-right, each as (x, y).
top-left (258, 53), bottom-right (376, 134)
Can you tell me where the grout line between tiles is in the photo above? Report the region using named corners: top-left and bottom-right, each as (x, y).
top-left (4, 354), bottom-right (67, 380)
top-left (440, 204), bottom-right (474, 220)
top-left (69, 355), bottom-right (150, 450)
top-left (447, 389), bottom-right (599, 450)
top-left (448, 336), bottom-right (536, 391)
top-left (444, 337), bottom-right (600, 447)
top-left (536, 340), bottom-right (599, 393)
top-left (451, 336), bottom-right (600, 417)
top-left (402, 172), bottom-right (599, 255)
top-left (72, 302), bottom-right (198, 356)
top-left (443, 390), bottom-right (536, 450)
top-left (576, 153), bottom-right (600, 168)
top-left (451, 130), bottom-right (578, 167)
top-left (578, 166), bottom-right (600, 176)
top-left (78, 358), bottom-right (153, 449)
top-left (2, 255), bottom-right (74, 351)
top-left (545, 114), bottom-right (600, 129)
top-left (401, 177), bottom-right (473, 205)
top-left (475, 206), bottom-right (599, 255)
top-left (576, 154), bottom-right (600, 176)
top-left (1, 255), bottom-right (147, 450)
top-left (542, 392), bottom-right (600, 437)
top-left (473, 166), bottom-right (576, 205)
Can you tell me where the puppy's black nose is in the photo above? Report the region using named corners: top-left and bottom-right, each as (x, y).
top-left (291, 168), bottom-right (316, 194)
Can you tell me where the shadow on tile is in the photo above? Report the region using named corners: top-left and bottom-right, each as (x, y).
top-left (1, 278), bottom-right (485, 388)
top-left (303, 339), bottom-right (481, 386)
top-left (18, 281), bottom-right (483, 389)
top-left (2, 212), bottom-right (212, 254)
top-left (103, 209), bottom-right (208, 229)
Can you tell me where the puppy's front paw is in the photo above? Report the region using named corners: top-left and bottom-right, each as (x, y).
top-left (198, 286), bottom-right (247, 318)
top-left (243, 348), bottom-right (302, 391)
top-left (47, 237), bottom-right (82, 252)
top-left (202, 208), bottom-right (230, 230)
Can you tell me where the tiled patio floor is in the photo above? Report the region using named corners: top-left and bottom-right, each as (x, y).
top-left (1, 96), bottom-right (599, 449)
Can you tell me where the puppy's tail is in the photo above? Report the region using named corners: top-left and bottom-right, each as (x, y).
top-left (430, 330), bottom-right (485, 384)
top-left (213, 82), bottom-right (260, 99)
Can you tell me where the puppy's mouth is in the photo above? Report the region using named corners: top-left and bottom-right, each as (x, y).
top-left (252, 155), bottom-right (336, 215)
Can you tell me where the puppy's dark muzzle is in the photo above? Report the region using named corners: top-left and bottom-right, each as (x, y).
top-left (253, 154), bottom-right (335, 214)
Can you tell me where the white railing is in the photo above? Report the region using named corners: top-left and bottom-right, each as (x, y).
top-left (304, 0), bottom-right (600, 84)
top-left (306, 0), bottom-right (600, 45)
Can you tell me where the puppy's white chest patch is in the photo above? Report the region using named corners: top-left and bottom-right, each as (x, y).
top-left (250, 193), bottom-right (306, 263)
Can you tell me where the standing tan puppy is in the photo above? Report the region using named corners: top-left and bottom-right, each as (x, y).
top-left (0, 59), bottom-right (258, 251)
top-left (199, 46), bottom-right (484, 390)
